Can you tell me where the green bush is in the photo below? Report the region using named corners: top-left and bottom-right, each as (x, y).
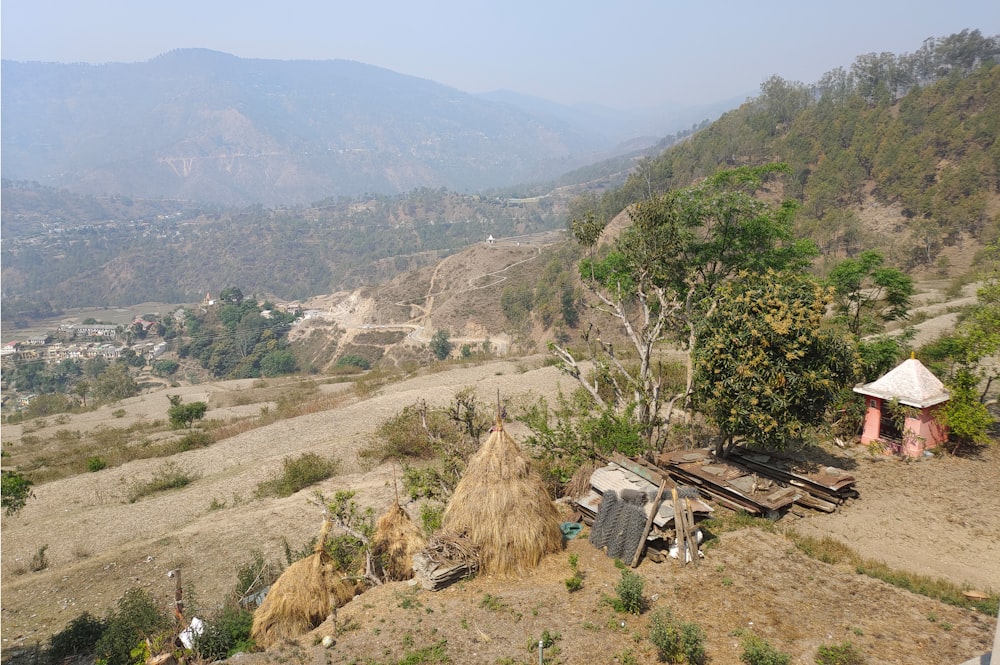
top-left (193, 604), bottom-right (255, 661)
top-left (168, 399), bottom-right (208, 429)
top-left (178, 430), bottom-right (213, 451)
top-left (87, 456), bottom-right (107, 472)
top-left (739, 631), bottom-right (790, 665)
top-left (233, 550), bottom-right (282, 602)
top-left (324, 490), bottom-right (376, 572)
top-left (325, 533), bottom-right (368, 573)
top-left (126, 462), bottom-right (199, 503)
top-left (611, 569), bottom-right (645, 614)
top-left (47, 612), bottom-right (108, 664)
top-left (255, 452), bottom-right (340, 498)
top-left (815, 642), bottom-right (867, 665)
top-left (94, 589), bottom-right (171, 665)
top-left (564, 553), bottom-right (584, 592)
top-left (419, 503), bottom-right (444, 535)
top-left (648, 608), bottom-right (706, 664)
top-left (2, 469), bottom-right (34, 515)
top-left (402, 465), bottom-right (451, 501)
top-left (335, 354), bottom-right (371, 370)
top-left (363, 406), bottom-right (442, 462)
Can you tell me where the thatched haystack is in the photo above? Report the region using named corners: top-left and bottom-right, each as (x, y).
top-left (370, 500), bottom-right (426, 581)
top-left (442, 420), bottom-right (563, 576)
top-left (250, 522), bottom-right (363, 649)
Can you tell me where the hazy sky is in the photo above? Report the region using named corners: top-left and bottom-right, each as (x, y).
top-left (2, 0), bottom-right (997, 109)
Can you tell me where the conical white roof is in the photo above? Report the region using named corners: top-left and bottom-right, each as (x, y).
top-left (853, 357), bottom-right (949, 408)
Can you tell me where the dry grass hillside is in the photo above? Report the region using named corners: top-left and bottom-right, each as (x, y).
top-left (1, 347), bottom-right (998, 665)
top-left (3, 217), bottom-right (998, 665)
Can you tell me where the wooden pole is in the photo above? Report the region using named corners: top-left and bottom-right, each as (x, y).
top-left (671, 487), bottom-right (686, 565)
top-left (684, 498), bottom-right (700, 567)
top-left (632, 479), bottom-right (668, 568)
top-left (168, 568), bottom-right (184, 623)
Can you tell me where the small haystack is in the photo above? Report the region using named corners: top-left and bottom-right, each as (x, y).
top-left (370, 500), bottom-right (426, 581)
top-left (442, 418), bottom-right (562, 576)
top-left (250, 520), bottom-right (363, 649)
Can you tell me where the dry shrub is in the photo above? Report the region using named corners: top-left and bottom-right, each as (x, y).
top-left (564, 460), bottom-right (599, 500)
top-left (250, 524), bottom-right (363, 649)
top-left (370, 500), bottom-right (426, 581)
top-left (442, 421), bottom-right (563, 577)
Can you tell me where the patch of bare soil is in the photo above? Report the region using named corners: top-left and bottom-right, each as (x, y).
top-left (790, 443), bottom-right (1000, 592)
top-left (2, 356), bottom-right (998, 665)
top-left (236, 526), bottom-right (994, 665)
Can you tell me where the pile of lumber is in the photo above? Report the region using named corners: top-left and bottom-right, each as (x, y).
top-left (726, 447), bottom-right (858, 512)
top-left (576, 457), bottom-right (713, 532)
top-left (657, 448), bottom-right (857, 517)
top-left (412, 532), bottom-right (479, 591)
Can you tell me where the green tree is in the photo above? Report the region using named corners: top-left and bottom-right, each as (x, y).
top-left (94, 588), bottom-right (171, 665)
top-left (2, 470), bottom-right (34, 515)
top-left (74, 380), bottom-right (91, 407)
top-left (919, 242), bottom-right (999, 448)
top-left (24, 393), bottom-right (74, 418)
top-left (939, 369), bottom-right (994, 449)
top-left (430, 330), bottom-right (453, 360)
top-left (91, 363), bottom-right (138, 403)
top-left (554, 164), bottom-right (817, 446)
top-left (218, 286), bottom-right (244, 304)
top-left (234, 312), bottom-right (265, 358)
top-left (260, 349), bottom-right (298, 377)
top-left (693, 271), bottom-right (858, 456)
top-left (828, 250), bottom-right (914, 336)
top-left (152, 359), bottom-right (179, 377)
top-left (83, 356), bottom-right (108, 378)
top-left (13, 359), bottom-right (46, 392)
top-left (167, 397), bottom-right (208, 429)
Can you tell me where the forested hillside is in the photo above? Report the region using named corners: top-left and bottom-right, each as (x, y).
top-left (1, 187), bottom-right (566, 323)
top-left (4, 31), bottom-right (998, 324)
top-left (591, 30), bottom-right (1000, 273)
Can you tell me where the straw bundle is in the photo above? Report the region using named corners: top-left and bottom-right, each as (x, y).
top-left (442, 421), bottom-right (563, 576)
top-left (250, 524), bottom-right (363, 649)
top-left (565, 460), bottom-right (599, 500)
top-left (370, 500), bottom-right (426, 581)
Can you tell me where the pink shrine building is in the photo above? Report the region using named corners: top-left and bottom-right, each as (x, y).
top-left (853, 357), bottom-right (950, 456)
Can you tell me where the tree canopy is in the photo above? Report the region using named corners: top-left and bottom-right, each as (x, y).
top-left (555, 164), bottom-right (818, 448)
top-left (430, 330), bottom-right (453, 360)
top-left (828, 250), bottom-right (913, 336)
top-left (167, 395), bottom-right (209, 429)
top-left (693, 270), bottom-right (859, 456)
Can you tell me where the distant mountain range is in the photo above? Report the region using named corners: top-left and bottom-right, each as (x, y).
top-left (0, 49), bottom-right (727, 206)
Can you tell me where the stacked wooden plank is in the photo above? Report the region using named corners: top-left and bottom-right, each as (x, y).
top-left (657, 449), bottom-right (801, 517)
top-left (726, 447), bottom-right (858, 512)
top-left (657, 448), bottom-right (858, 516)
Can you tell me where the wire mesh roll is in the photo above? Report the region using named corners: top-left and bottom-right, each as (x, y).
top-left (589, 490), bottom-right (620, 549)
top-left (606, 496), bottom-right (647, 561)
